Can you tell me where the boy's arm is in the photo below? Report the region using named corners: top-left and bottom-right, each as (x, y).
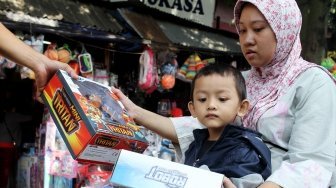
top-left (112, 87), bottom-right (178, 143)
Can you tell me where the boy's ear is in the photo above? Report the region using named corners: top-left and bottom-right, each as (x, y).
top-left (237, 99), bottom-right (250, 117)
top-left (187, 101), bottom-right (197, 118)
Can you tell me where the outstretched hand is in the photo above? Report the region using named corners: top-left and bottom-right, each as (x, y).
top-left (111, 87), bottom-right (138, 119)
top-left (0, 23), bottom-right (78, 103)
top-left (34, 56), bottom-right (78, 103)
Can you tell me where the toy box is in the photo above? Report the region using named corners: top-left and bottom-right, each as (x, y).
top-left (110, 150), bottom-right (224, 188)
top-left (42, 70), bottom-right (148, 164)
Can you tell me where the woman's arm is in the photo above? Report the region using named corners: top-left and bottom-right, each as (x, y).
top-left (112, 87), bottom-right (178, 142)
top-left (265, 68), bottom-right (336, 187)
top-left (0, 23), bottom-right (77, 101)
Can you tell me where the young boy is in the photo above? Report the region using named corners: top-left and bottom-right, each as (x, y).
top-left (182, 63), bottom-right (271, 180)
top-left (112, 63), bottom-right (271, 185)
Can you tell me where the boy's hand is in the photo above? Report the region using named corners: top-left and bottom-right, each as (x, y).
top-left (223, 177), bottom-right (237, 188)
top-left (111, 87), bottom-right (138, 119)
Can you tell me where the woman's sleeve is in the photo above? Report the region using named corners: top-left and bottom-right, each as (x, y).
top-left (267, 71), bottom-right (336, 188)
top-left (169, 116), bottom-right (204, 162)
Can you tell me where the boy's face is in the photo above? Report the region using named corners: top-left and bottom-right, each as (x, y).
top-left (188, 74), bottom-right (248, 139)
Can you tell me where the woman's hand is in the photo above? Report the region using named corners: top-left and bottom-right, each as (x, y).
top-left (34, 55), bottom-right (78, 102)
top-left (0, 23), bottom-right (78, 103)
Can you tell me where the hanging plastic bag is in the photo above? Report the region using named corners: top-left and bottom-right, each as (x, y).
top-left (78, 44), bottom-right (93, 74)
top-left (138, 45), bottom-right (158, 93)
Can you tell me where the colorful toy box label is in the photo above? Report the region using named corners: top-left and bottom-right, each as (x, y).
top-left (110, 150), bottom-right (224, 188)
top-left (42, 70), bottom-right (148, 164)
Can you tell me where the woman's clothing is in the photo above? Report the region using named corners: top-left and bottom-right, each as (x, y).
top-left (171, 67), bottom-right (336, 188)
top-left (184, 125), bottom-right (271, 180)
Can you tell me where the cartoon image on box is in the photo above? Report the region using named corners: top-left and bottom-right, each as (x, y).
top-left (72, 79), bottom-right (137, 134)
top-left (77, 95), bottom-right (106, 130)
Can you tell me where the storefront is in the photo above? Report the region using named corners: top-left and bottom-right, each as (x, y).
top-left (0, 0), bottom-right (246, 187)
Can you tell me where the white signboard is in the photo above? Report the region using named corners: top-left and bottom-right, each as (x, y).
top-left (142, 0), bottom-right (215, 27)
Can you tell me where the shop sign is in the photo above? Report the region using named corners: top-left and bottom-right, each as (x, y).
top-left (142, 0), bottom-right (215, 27)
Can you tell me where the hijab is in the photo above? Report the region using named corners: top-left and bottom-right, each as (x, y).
top-left (234, 0), bottom-right (332, 129)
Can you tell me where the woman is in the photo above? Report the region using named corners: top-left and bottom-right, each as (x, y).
top-left (113, 0), bottom-right (336, 187)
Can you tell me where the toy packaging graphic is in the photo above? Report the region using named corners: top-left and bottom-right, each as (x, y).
top-left (42, 70), bottom-right (148, 164)
top-left (110, 150), bottom-right (224, 188)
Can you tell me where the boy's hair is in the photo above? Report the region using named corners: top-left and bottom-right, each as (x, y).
top-left (190, 63), bottom-right (247, 101)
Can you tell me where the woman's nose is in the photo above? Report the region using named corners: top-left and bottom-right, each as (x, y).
top-left (241, 31), bottom-right (255, 46)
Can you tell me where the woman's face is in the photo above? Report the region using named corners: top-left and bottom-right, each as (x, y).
top-left (238, 4), bottom-right (277, 68)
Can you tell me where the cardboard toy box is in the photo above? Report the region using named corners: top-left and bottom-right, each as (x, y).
top-left (110, 150), bottom-right (224, 188)
top-left (42, 70), bottom-right (148, 164)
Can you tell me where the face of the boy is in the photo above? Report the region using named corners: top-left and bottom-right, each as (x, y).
top-left (189, 74), bottom-right (242, 139)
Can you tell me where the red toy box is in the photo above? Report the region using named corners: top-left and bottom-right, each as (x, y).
top-left (42, 70), bottom-right (148, 164)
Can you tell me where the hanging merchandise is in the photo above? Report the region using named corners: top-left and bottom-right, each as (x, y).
top-left (138, 45), bottom-right (159, 94)
top-left (78, 44), bottom-right (93, 78)
top-left (24, 34), bottom-right (44, 54)
top-left (44, 43), bottom-right (59, 61)
top-left (68, 59), bottom-right (80, 75)
top-left (22, 34), bottom-right (44, 79)
top-left (94, 68), bottom-right (109, 86)
top-left (157, 51), bottom-right (178, 90)
top-left (49, 150), bottom-right (78, 179)
top-left (109, 52), bottom-right (119, 87)
top-left (2, 59), bottom-right (17, 70)
top-left (57, 44), bottom-right (72, 64)
top-left (0, 56), bottom-right (6, 79)
top-left (177, 53), bottom-right (203, 81)
top-left (321, 52), bottom-right (336, 78)
top-left (78, 45), bottom-right (93, 74)
top-left (177, 54), bottom-right (215, 82)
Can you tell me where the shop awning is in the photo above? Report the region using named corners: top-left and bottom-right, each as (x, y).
top-left (0, 0), bottom-right (123, 33)
top-left (118, 8), bottom-right (241, 54)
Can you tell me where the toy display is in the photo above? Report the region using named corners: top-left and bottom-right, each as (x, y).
top-left (42, 70), bottom-right (148, 164)
top-left (76, 163), bottom-right (113, 187)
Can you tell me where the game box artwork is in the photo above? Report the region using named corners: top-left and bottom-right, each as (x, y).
top-left (42, 70), bottom-right (148, 164)
top-left (110, 150), bottom-right (224, 188)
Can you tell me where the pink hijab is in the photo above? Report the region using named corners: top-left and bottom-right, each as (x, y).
top-left (234, 0), bottom-right (331, 129)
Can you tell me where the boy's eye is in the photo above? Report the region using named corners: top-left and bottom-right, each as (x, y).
top-left (219, 97), bottom-right (227, 102)
top-left (197, 98), bottom-right (206, 102)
